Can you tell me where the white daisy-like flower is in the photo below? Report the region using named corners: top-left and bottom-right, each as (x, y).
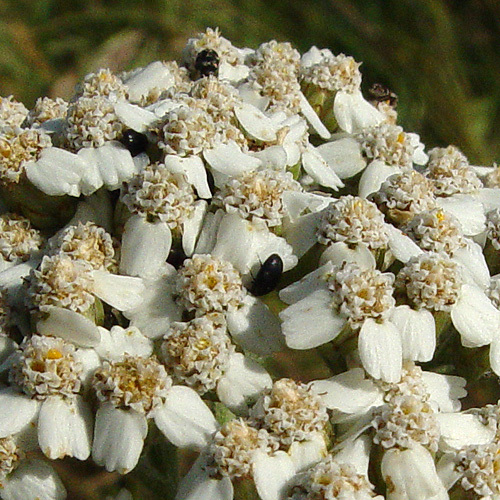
top-left (91, 353), bottom-right (217, 474)
top-left (119, 161), bottom-right (207, 278)
top-left (161, 313), bottom-right (272, 412)
top-left (0, 96), bottom-right (28, 128)
top-left (27, 253), bottom-right (145, 347)
top-left (396, 252), bottom-right (500, 355)
top-left (72, 68), bottom-right (128, 101)
top-left (0, 334), bottom-right (99, 462)
top-left (0, 432), bottom-right (66, 500)
top-left (23, 97), bottom-right (68, 130)
top-left (0, 213), bottom-right (44, 272)
top-left (280, 260), bottom-right (409, 382)
top-left (300, 46), bottom-right (383, 135)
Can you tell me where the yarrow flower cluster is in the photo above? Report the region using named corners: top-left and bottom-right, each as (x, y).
top-left (0, 27), bottom-right (499, 500)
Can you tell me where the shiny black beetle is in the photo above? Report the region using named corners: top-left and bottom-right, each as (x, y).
top-left (194, 49), bottom-right (220, 78)
top-left (250, 254), bottom-right (283, 296)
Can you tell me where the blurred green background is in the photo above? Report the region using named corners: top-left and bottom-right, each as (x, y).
top-left (1, 0), bottom-right (500, 165)
top-left (1, 1), bottom-right (499, 497)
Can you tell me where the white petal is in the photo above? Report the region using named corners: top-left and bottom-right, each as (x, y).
top-left (489, 337), bottom-right (500, 376)
top-left (288, 433), bottom-right (327, 471)
top-left (386, 224), bottom-right (424, 263)
top-left (216, 352), bottom-right (272, 413)
top-left (281, 191), bottom-right (331, 222)
top-left (0, 459), bottom-right (66, 500)
top-left (298, 91), bottom-right (330, 139)
top-left (91, 270), bottom-right (145, 311)
top-left (38, 396), bottom-right (92, 460)
top-left (25, 147), bottom-right (89, 197)
top-left (358, 318), bottom-right (402, 383)
top-left (95, 325), bottom-right (153, 361)
top-left (282, 212), bottom-right (322, 259)
top-left (334, 435), bottom-right (372, 477)
top-left (451, 284), bottom-right (500, 347)
top-left (436, 453), bottom-right (463, 491)
top-left (476, 187), bottom-right (500, 212)
top-left (153, 386), bottom-right (217, 449)
top-left (36, 306), bottom-right (100, 348)
top-left (204, 141), bottom-right (261, 177)
top-left (349, 91), bottom-right (384, 131)
top-left (119, 214), bottom-right (172, 279)
top-left (279, 262), bottom-right (332, 305)
top-left (436, 194), bottom-right (486, 236)
top-left (114, 102), bottom-right (158, 132)
top-left (253, 450), bottom-right (295, 500)
top-left (124, 272), bottom-right (182, 340)
top-left (218, 61), bottom-right (249, 83)
top-left (435, 413), bottom-right (496, 451)
top-left (316, 137), bottom-right (366, 179)
top-left (78, 142), bottom-right (137, 192)
top-left (333, 91), bottom-right (354, 134)
top-left (319, 242), bottom-right (376, 269)
top-left (226, 294), bottom-right (284, 355)
top-left (421, 372), bottom-right (466, 413)
top-left (235, 102), bottom-right (278, 142)
top-left (92, 403), bottom-right (147, 474)
top-left (302, 145), bottom-right (344, 190)
top-left (359, 160), bottom-right (400, 198)
top-left (175, 454), bottom-right (233, 500)
top-left (251, 145), bottom-right (288, 170)
top-left (381, 445), bottom-right (448, 500)
top-left (164, 155), bottom-right (212, 199)
top-left (310, 368), bottom-right (382, 415)
top-left (0, 389), bottom-right (39, 438)
top-left (194, 210), bottom-right (225, 255)
top-left (125, 61), bottom-right (176, 102)
top-left (182, 201), bottom-right (208, 257)
top-left (280, 289), bottom-right (345, 349)
top-left (390, 306), bottom-right (436, 362)
top-left (452, 240), bottom-right (490, 289)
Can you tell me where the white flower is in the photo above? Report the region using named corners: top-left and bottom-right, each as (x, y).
top-left (0, 335), bottom-right (99, 461)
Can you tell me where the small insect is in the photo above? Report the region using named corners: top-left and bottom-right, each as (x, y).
top-left (368, 83), bottom-right (398, 108)
top-left (120, 129), bottom-right (149, 157)
top-left (194, 49), bottom-right (220, 78)
top-left (250, 254), bottom-right (283, 296)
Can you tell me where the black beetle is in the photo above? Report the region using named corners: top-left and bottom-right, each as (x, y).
top-left (120, 129), bottom-right (149, 157)
top-left (250, 254), bottom-right (283, 296)
top-left (195, 49), bottom-right (220, 78)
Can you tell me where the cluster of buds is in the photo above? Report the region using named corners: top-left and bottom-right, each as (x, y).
top-left (0, 27), bottom-right (498, 500)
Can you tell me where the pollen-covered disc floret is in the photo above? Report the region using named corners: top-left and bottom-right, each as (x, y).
top-left (247, 40), bottom-right (302, 115)
top-left (24, 97), bottom-right (69, 128)
top-left (249, 378), bottom-right (329, 447)
top-left (161, 313), bottom-right (234, 393)
top-left (372, 364), bottom-right (439, 452)
top-left (396, 253), bottom-right (462, 311)
top-left (287, 455), bottom-right (379, 500)
top-left (453, 441), bottom-right (500, 499)
top-left (92, 354), bottom-right (172, 416)
top-left (175, 254), bottom-right (245, 315)
top-left (73, 68), bottom-right (128, 100)
top-left (301, 52), bottom-right (362, 94)
top-left (425, 146), bottom-right (482, 196)
top-left (369, 170), bottom-right (437, 226)
top-left (403, 208), bottom-right (464, 255)
top-left (0, 126), bottom-right (52, 184)
top-left (207, 418), bottom-right (274, 479)
top-left (486, 209), bottom-right (500, 251)
top-left (0, 95), bottom-right (28, 128)
top-left (317, 195), bottom-right (389, 250)
top-left (357, 123), bottom-right (418, 169)
top-left (121, 163), bottom-right (196, 229)
top-left (159, 103), bottom-right (220, 156)
top-left (214, 169), bottom-right (302, 227)
top-left (325, 262), bottom-right (395, 329)
top-left (27, 254), bottom-right (95, 314)
top-left (9, 335), bottom-right (83, 400)
top-left (0, 436), bottom-right (23, 479)
top-left (64, 96), bottom-right (124, 150)
top-left (0, 213), bottom-right (44, 263)
top-left (48, 222), bottom-right (116, 271)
